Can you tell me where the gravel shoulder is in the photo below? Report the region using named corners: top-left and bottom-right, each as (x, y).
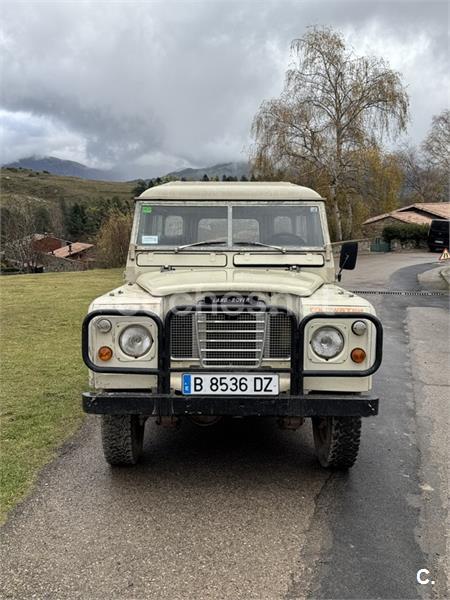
top-left (407, 307), bottom-right (449, 599)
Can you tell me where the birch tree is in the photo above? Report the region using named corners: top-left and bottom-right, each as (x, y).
top-left (422, 109), bottom-right (450, 173)
top-left (251, 27), bottom-right (409, 239)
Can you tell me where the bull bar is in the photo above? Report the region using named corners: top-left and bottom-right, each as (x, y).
top-left (81, 307), bottom-right (382, 418)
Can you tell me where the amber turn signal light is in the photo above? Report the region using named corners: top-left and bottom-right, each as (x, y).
top-left (351, 348), bottom-right (366, 363)
top-left (98, 346), bottom-right (113, 361)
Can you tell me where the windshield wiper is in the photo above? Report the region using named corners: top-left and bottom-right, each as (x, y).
top-left (234, 241), bottom-right (286, 253)
top-left (175, 238), bottom-right (227, 252)
top-left (175, 239), bottom-right (286, 253)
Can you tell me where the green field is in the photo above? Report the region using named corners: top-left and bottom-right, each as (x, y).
top-left (0, 269), bottom-right (123, 522)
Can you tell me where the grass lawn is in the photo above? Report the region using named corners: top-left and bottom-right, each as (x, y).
top-left (0, 268), bottom-right (123, 522)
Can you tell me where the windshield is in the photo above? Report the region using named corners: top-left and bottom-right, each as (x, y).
top-left (136, 203), bottom-right (324, 249)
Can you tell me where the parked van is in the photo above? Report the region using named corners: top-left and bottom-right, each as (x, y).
top-left (428, 219), bottom-right (450, 252)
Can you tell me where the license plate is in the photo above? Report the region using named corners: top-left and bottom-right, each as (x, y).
top-left (182, 373), bottom-right (279, 395)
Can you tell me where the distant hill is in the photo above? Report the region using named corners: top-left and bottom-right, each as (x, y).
top-left (3, 156), bottom-right (252, 182)
top-left (166, 161), bottom-right (250, 181)
top-left (0, 167), bottom-right (134, 208)
top-left (3, 156), bottom-right (119, 181)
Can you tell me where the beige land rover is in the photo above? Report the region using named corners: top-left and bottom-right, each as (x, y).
top-left (82, 182), bottom-right (382, 469)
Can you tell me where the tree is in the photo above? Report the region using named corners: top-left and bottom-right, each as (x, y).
top-left (132, 179), bottom-right (148, 197)
top-left (350, 147), bottom-right (403, 230)
top-left (34, 206), bottom-right (51, 233)
top-left (202, 173), bottom-right (210, 181)
top-left (422, 109), bottom-right (450, 173)
top-left (1, 201), bottom-right (47, 272)
top-left (397, 143), bottom-right (448, 204)
top-left (66, 203), bottom-right (88, 238)
top-left (251, 26), bottom-right (409, 239)
top-left (85, 196), bottom-right (133, 237)
top-left (96, 211), bottom-right (133, 268)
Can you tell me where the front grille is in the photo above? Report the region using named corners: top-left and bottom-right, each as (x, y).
top-left (170, 309), bottom-right (291, 367)
top-left (196, 311), bottom-right (267, 367)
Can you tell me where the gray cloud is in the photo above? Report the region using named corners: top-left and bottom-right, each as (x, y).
top-left (1, 0), bottom-right (448, 178)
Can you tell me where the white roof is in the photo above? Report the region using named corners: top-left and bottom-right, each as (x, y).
top-left (137, 181), bottom-right (323, 201)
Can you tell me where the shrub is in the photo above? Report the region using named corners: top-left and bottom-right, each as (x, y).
top-left (382, 223), bottom-right (429, 244)
top-left (96, 211), bottom-right (133, 268)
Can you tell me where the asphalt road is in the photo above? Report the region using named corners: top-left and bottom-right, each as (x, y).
top-left (1, 253), bottom-right (448, 600)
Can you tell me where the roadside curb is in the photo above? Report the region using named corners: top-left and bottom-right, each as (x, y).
top-left (417, 264), bottom-right (450, 291)
top-left (439, 266), bottom-right (450, 287)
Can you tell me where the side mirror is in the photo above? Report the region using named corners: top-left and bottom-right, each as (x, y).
top-left (337, 242), bottom-right (358, 281)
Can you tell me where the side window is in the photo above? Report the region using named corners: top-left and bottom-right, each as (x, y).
top-left (234, 219), bottom-right (259, 242)
top-left (274, 216), bottom-right (293, 234)
top-left (198, 218), bottom-right (228, 241)
top-left (164, 215), bottom-right (183, 237)
top-left (295, 215), bottom-right (308, 240)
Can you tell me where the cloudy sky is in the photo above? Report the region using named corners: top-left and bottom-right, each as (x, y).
top-left (0, 0), bottom-right (448, 178)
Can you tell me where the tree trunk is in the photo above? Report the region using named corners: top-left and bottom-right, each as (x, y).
top-left (346, 197), bottom-right (353, 239)
top-left (330, 184), bottom-right (343, 241)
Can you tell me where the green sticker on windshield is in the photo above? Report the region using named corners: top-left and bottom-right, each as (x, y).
top-left (142, 206), bottom-right (153, 214)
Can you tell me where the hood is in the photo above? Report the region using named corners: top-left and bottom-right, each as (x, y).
top-left (136, 268), bottom-right (324, 297)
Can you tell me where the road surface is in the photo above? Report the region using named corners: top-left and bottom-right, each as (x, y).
top-left (1, 252), bottom-right (448, 599)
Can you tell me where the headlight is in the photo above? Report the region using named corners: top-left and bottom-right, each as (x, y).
top-left (310, 326), bottom-right (344, 359)
top-left (119, 325), bottom-right (153, 358)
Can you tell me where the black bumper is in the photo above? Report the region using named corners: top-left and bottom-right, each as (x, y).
top-left (82, 391), bottom-right (379, 417)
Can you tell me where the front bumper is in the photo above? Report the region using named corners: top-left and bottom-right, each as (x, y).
top-left (82, 391), bottom-right (379, 417)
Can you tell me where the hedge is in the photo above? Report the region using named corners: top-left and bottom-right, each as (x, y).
top-left (382, 223), bottom-right (429, 243)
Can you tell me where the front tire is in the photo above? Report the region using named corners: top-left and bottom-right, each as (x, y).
top-left (312, 416), bottom-right (361, 470)
top-left (101, 415), bottom-right (145, 466)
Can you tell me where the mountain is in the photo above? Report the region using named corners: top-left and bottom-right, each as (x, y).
top-left (3, 156), bottom-right (119, 181)
top-left (166, 161), bottom-right (250, 181)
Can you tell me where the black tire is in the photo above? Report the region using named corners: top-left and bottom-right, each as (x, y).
top-left (101, 415), bottom-right (145, 466)
top-left (312, 416), bottom-right (361, 470)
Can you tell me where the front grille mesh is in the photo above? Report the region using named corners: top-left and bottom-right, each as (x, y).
top-left (170, 309), bottom-right (291, 366)
top-left (170, 313), bottom-right (198, 359)
top-left (265, 313), bottom-right (291, 359)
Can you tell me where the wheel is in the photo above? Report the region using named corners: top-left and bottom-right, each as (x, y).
top-left (312, 416), bottom-right (361, 469)
top-left (101, 415), bottom-right (145, 466)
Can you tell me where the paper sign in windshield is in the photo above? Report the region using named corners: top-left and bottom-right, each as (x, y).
top-left (141, 235), bottom-right (159, 244)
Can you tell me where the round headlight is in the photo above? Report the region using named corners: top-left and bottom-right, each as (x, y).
top-left (352, 320), bottom-right (367, 336)
top-left (119, 325), bottom-right (153, 358)
top-left (310, 326), bottom-right (344, 359)
top-left (96, 318), bottom-right (112, 333)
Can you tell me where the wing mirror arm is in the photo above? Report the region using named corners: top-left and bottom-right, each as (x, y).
top-left (337, 254), bottom-right (348, 282)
